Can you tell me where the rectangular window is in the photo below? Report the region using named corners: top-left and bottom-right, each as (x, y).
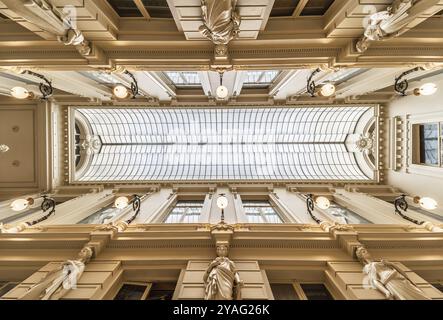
top-left (243, 201), bottom-right (283, 223)
top-left (270, 283), bottom-right (300, 300)
top-left (300, 283), bottom-right (333, 300)
top-left (164, 201), bottom-right (204, 223)
top-left (432, 283), bottom-right (443, 293)
top-left (146, 282), bottom-right (176, 300)
top-left (78, 203), bottom-right (122, 224)
top-left (0, 282), bottom-right (17, 297)
top-left (324, 201), bottom-right (371, 224)
top-left (114, 284), bottom-right (148, 300)
top-left (414, 122), bottom-right (442, 166)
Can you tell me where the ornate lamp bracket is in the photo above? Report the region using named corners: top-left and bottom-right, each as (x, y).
top-left (394, 67), bottom-right (424, 96)
top-left (394, 194), bottom-right (424, 225)
top-left (307, 68), bottom-right (321, 97)
top-left (23, 70), bottom-right (53, 99)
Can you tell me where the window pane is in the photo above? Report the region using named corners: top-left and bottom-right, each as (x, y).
top-left (432, 283), bottom-right (443, 293)
top-left (146, 282), bottom-right (176, 300)
top-left (270, 284), bottom-right (300, 300)
top-left (243, 201), bottom-right (283, 223)
top-left (164, 200), bottom-right (203, 223)
top-left (300, 284), bottom-right (333, 300)
top-left (78, 204), bottom-right (122, 224)
top-left (0, 283), bottom-right (17, 297)
top-left (324, 201), bottom-right (371, 224)
top-left (114, 284), bottom-right (147, 300)
top-left (419, 123), bottom-right (439, 165)
top-left (107, 0), bottom-right (143, 17)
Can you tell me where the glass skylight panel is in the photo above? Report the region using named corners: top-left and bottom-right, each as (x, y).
top-left (74, 106), bottom-right (375, 182)
top-left (244, 71), bottom-right (280, 88)
top-left (165, 72), bottom-right (201, 86)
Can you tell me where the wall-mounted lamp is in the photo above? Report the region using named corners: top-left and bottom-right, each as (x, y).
top-left (306, 194), bottom-right (329, 224)
top-left (113, 70), bottom-right (139, 99)
top-left (114, 194), bottom-right (142, 224)
top-left (10, 86), bottom-right (34, 100)
top-left (12, 70), bottom-right (53, 99)
top-left (216, 194), bottom-right (228, 222)
top-left (216, 72), bottom-right (228, 100)
top-left (306, 68), bottom-right (335, 97)
top-left (393, 194), bottom-right (437, 225)
top-left (10, 195), bottom-right (56, 226)
top-left (413, 196), bottom-right (438, 210)
top-left (0, 144), bottom-right (9, 153)
top-left (393, 66), bottom-right (437, 96)
top-left (413, 83), bottom-right (438, 96)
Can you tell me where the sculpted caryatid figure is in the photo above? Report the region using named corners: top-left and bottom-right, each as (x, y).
top-left (356, 0), bottom-right (439, 52)
top-left (204, 244), bottom-right (242, 300)
top-left (356, 247), bottom-right (430, 300)
top-left (18, 246), bottom-right (93, 300)
top-left (199, 0), bottom-right (241, 45)
top-left (1, 0), bottom-right (91, 55)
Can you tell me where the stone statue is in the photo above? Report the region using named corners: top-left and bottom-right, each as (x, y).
top-left (199, 0), bottom-right (241, 45)
top-left (356, 246), bottom-right (430, 300)
top-left (1, 0), bottom-right (91, 56)
top-left (18, 246), bottom-right (93, 300)
top-left (356, 0), bottom-right (439, 52)
top-left (204, 244), bottom-right (242, 300)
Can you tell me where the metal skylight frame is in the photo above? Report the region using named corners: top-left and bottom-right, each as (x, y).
top-left (71, 105), bottom-right (377, 183)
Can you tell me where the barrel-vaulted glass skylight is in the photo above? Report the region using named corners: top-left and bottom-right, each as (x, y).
top-left (73, 106), bottom-right (376, 182)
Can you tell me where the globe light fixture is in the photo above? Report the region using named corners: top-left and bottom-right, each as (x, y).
top-left (10, 86), bottom-right (33, 99)
top-left (319, 83), bottom-right (336, 97)
top-left (113, 85), bottom-right (130, 99)
top-left (216, 194), bottom-right (228, 222)
top-left (215, 71), bottom-right (229, 100)
top-left (414, 196), bottom-right (437, 210)
top-left (315, 196), bottom-right (331, 210)
top-left (0, 144), bottom-right (10, 153)
top-left (10, 198), bottom-right (34, 212)
top-left (216, 194), bottom-right (228, 209)
top-left (414, 83), bottom-right (437, 96)
top-left (216, 85), bottom-right (229, 99)
top-left (114, 196), bottom-right (130, 209)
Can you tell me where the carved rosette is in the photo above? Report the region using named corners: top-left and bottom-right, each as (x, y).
top-left (356, 133), bottom-right (375, 153)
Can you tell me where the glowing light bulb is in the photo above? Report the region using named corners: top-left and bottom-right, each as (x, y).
top-left (315, 196), bottom-right (331, 209)
top-left (216, 195), bottom-right (228, 209)
top-left (419, 197), bottom-right (437, 210)
top-left (216, 85), bottom-right (228, 99)
top-left (10, 198), bottom-right (30, 212)
top-left (319, 83), bottom-right (336, 97)
top-left (10, 87), bottom-right (31, 99)
top-left (416, 83), bottom-right (437, 96)
top-left (113, 85), bottom-right (130, 99)
top-left (114, 196), bottom-right (129, 209)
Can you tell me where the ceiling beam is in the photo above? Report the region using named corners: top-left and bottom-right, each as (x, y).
top-left (292, 0), bottom-right (309, 17)
top-left (133, 0), bottom-right (151, 19)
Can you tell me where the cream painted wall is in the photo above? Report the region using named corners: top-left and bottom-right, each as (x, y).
top-left (386, 73), bottom-right (443, 216)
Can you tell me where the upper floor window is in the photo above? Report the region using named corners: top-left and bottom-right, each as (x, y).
top-left (413, 122), bottom-right (442, 166)
top-left (243, 201), bottom-right (283, 223)
top-left (324, 201), bottom-right (371, 224)
top-left (78, 203), bottom-right (122, 224)
top-left (164, 200), bottom-right (203, 223)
